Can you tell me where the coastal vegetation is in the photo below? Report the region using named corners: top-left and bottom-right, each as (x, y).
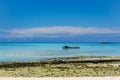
top-left (0, 56), bottom-right (120, 77)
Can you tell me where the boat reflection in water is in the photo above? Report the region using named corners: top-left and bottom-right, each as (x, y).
top-left (63, 45), bottom-right (80, 49)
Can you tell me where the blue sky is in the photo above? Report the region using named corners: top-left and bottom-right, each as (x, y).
top-left (0, 0), bottom-right (120, 42)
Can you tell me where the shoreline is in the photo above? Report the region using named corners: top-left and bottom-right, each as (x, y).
top-left (0, 56), bottom-right (120, 77)
top-left (1, 55), bottom-right (120, 62)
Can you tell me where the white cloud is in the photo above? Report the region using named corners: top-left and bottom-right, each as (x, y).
top-left (1, 26), bottom-right (120, 38)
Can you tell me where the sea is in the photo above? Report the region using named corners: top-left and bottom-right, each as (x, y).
top-left (0, 42), bottom-right (120, 62)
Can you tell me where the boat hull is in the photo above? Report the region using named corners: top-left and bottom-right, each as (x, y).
top-left (63, 46), bottom-right (80, 49)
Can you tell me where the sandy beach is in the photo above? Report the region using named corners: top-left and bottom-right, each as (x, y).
top-left (0, 56), bottom-right (120, 77)
top-left (0, 77), bottom-right (120, 80)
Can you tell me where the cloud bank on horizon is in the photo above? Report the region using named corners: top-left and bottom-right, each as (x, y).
top-left (0, 26), bottom-right (120, 38)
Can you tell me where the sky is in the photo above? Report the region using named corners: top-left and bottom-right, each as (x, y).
top-left (0, 0), bottom-right (120, 42)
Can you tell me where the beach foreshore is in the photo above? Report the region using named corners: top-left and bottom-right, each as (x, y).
top-left (0, 77), bottom-right (120, 80)
top-left (0, 56), bottom-right (120, 77)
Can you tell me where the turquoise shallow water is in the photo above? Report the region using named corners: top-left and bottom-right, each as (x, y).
top-left (0, 42), bottom-right (120, 62)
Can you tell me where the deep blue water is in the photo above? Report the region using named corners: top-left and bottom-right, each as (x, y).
top-left (0, 42), bottom-right (120, 62)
